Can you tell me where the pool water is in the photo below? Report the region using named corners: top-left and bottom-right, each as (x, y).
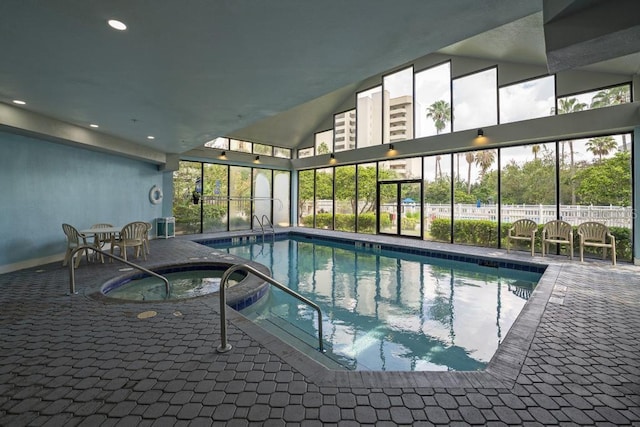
top-left (105, 270), bottom-right (239, 301)
top-left (208, 237), bottom-right (541, 372)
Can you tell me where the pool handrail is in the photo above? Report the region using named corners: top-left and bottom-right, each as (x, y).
top-left (217, 262), bottom-right (324, 353)
top-left (261, 215), bottom-right (275, 240)
top-left (251, 214), bottom-right (275, 242)
top-left (67, 244), bottom-right (170, 298)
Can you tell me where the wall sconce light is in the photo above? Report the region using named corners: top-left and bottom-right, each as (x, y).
top-left (387, 143), bottom-right (396, 156)
top-left (477, 129), bottom-right (484, 137)
top-left (253, 155), bottom-right (260, 164)
top-left (389, 144), bottom-right (395, 152)
top-left (219, 151), bottom-right (227, 160)
top-left (329, 153), bottom-right (336, 164)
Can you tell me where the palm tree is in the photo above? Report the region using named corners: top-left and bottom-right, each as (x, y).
top-left (426, 100), bottom-right (451, 182)
top-left (426, 100), bottom-right (451, 134)
top-left (553, 97), bottom-right (587, 203)
top-left (475, 150), bottom-right (496, 177)
top-left (586, 136), bottom-right (617, 160)
top-left (591, 87), bottom-right (631, 151)
top-left (434, 155), bottom-right (441, 180)
top-left (465, 151), bottom-right (475, 194)
top-left (531, 144), bottom-right (541, 160)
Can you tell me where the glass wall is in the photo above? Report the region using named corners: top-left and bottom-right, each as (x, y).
top-left (173, 161), bottom-right (202, 235)
top-left (298, 169), bottom-right (315, 227)
top-left (274, 147), bottom-right (291, 159)
top-left (203, 163), bottom-right (228, 233)
top-left (415, 62), bottom-right (451, 138)
top-left (453, 148), bottom-right (498, 246)
top-left (383, 67), bottom-right (414, 144)
top-left (273, 170), bottom-right (291, 227)
top-left (315, 168), bottom-right (334, 230)
top-left (334, 109), bottom-right (356, 152)
top-left (298, 147), bottom-right (314, 158)
top-left (253, 143), bottom-right (273, 156)
top-left (556, 84), bottom-right (631, 116)
top-left (357, 86), bottom-right (382, 148)
top-left (423, 154), bottom-right (452, 242)
top-left (230, 139), bottom-right (252, 153)
top-left (252, 168), bottom-right (272, 229)
top-left (499, 76), bottom-right (555, 124)
top-left (559, 133), bottom-right (632, 260)
top-left (315, 130), bottom-right (334, 154)
top-left (500, 143), bottom-right (556, 251)
top-left (229, 166), bottom-right (252, 231)
top-left (357, 163), bottom-right (377, 234)
top-left (334, 165), bottom-right (356, 232)
top-left (452, 68), bottom-right (497, 132)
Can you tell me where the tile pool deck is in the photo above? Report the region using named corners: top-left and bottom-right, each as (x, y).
top-left (1, 228), bottom-right (638, 426)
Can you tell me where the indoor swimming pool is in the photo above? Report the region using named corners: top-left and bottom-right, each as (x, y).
top-left (206, 235), bottom-right (543, 371)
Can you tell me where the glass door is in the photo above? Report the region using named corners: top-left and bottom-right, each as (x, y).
top-left (378, 180), bottom-right (422, 238)
top-left (378, 182), bottom-right (398, 234)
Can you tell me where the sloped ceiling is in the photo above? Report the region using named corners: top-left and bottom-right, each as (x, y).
top-left (0, 1), bottom-right (637, 156)
top-left (0, 0), bottom-right (541, 153)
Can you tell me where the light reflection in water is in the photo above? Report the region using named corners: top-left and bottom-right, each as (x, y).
top-left (215, 237), bottom-right (540, 372)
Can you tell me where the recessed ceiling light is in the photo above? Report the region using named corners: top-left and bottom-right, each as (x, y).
top-left (147, 136), bottom-right (155, 140)
top-left (12, 100), bottom-right (26, 105)
top-left (108, 19), bottom-right (127, 31)
top-left (89, 124), bottom-right (99, 128)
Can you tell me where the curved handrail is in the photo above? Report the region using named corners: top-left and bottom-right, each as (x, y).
top-left (261, 215), bottom-right (275, 241)
top-left (67, 244), bottom-right (170, 298)
top-left (217, 263), bottom-right (324, 353)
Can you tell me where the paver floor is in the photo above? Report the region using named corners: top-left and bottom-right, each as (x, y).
top-left (1, 230), bottom-right (638, 426)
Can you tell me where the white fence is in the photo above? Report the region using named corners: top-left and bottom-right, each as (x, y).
top-left (303, 201), bottom-right (633, 229)
top-left (424, 204), bottom-right (632, 228)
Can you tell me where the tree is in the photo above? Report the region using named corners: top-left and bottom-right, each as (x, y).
top-left (575, 152), bottom-right (631, 205)
top-left (426, 100), bottom-right (452, 183)
top-left (531, 144), bottom-right (540, 160)
top-left (426, 100), bottom-right (451, 134)
top-left (475, 150), bottom-right (496, 177)
top-left (316, 142), bottom-right (330, 155)
top-left (334, 165), bottom-right (357, 211)
top-left (424, 175), bottom-right (452, 204)
top-left (554, 97), bottom-right (587, 203)
top-left (465, 151), bottom-right (475, 194)
top-left (586, 136), bottom-right (617, 160)
top-left (298, 170), bottom-right (314, 221)
top-left (591, 86), bottom-right (631, 150)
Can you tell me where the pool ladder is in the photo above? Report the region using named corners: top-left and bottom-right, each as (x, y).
top-left (217, 263), bottom-right (324, 353)
top-left (251, 214), bottom-right (275, 242)
top-left (67, 244), bottom-right (170, 297)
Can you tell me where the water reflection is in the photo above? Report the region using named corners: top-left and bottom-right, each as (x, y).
top-left (225, 238), bottom-right (540, 371)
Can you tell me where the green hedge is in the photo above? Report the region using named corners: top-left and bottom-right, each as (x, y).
top-left (302, 212), bottom-right (390, 233)
top-left (430, 218), bottom-right (631, 261)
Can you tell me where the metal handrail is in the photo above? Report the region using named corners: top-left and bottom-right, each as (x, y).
top-left (252, 214), bottom-right (264, 235)
top-left (67, 244), bottom-right (170, 298)
top-left (261, 215), bottom-right (275, 241)
top-left (217, 263), bottom-right (324, 353)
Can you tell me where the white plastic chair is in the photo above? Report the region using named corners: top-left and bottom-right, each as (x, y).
top-left (111, 222), bottom-right (147, 262)
top-left (62, 223), bottom-right (89, 268)
top-left (577, 222), bottom-right (616, 265)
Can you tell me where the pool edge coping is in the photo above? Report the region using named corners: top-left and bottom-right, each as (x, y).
top-left (205, 231), bottom-right (558, 390)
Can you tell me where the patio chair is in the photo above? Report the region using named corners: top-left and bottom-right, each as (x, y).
top-left (111, 221), bottom-right (147, 262)
top-left (62, 223), bottom-right (90, 268)
top-left (506, 219), bottom-right (538, 256)
top-left (541, 220), bottom-right (574, 260)
top-left (577, 221), bottom-right (616, 265)
top-left (90, 223), bottom-right (114, 263)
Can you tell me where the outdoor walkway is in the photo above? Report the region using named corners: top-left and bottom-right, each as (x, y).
top-left (0, 230), bottom-right (638, 426)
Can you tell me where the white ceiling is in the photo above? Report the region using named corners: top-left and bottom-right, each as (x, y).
top-left (0, 1), bottom-right (638, 155)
